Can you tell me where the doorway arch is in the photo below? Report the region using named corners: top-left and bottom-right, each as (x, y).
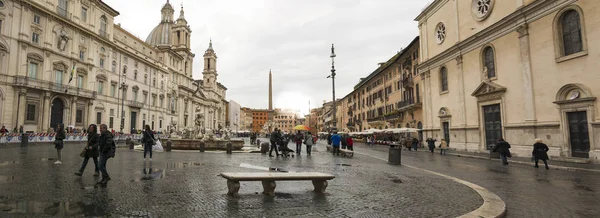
top-left (50, 98), bottom-right (65, 130)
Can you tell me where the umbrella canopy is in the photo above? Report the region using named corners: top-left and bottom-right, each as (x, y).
top-left (293, 125), bottom-right (311, 131)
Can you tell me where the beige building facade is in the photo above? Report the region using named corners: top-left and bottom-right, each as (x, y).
top-left (417, 0), bottom-right (600, 161)
top-left (340, 37), bottom-right (423, 137)
top-left (0, 0), bottom-right (227, 133)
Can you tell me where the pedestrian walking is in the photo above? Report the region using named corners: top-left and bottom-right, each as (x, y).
top-left (97, 124), bottom-right (115, 184)
top-left (341, 134), bottom-right (348, 150)
top-left (412, 137), bottom-right (419, 151)
top-left (304, 132), bottom-right (314, 155)
top-left (54, 124), bottom-right (66, 165)
top-left (532, 139), bottom-right (550, 170)
top-left (327, 133), bottom-right (332, 145)
top-left (295, 131), bottom-right (303, 154)
top-left (331, 132), bottom-right (342, 156)
top-left (426, 138), bottom-right (437, 154)
top-left (492, 138), bottom-right (511, 165)
top-left (439, 139), bottom-right (448, 155)
top-left (142, 125), bottom-right (156, 162)
top-left (269, 128), bottom-right (281, 157)
top-left (75, 124), bottom-right (99, 177)
top-left (346, 135), bottom-right (354, 151)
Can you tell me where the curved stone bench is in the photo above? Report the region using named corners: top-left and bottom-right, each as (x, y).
top-left (220, 172), bottom-right (335, 197)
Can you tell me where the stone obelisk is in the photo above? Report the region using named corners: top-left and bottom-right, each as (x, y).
top-left (268, 69), bottom-right (273, 110)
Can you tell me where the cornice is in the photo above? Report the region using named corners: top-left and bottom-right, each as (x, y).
top-left (415, 0), bottom-right (450, 23)
top-left (417, 0), bottom-right (574, 73)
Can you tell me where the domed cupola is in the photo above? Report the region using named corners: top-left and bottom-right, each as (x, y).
top-left (145, 0), bottom-right (175, 46)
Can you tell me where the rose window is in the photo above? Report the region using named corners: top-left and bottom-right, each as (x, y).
top-left (472, 0), bottom-right (494, 21)
top-left (436, 23), bottom-right (446, 44)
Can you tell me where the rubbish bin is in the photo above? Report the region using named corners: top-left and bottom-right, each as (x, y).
top-left (488, 145), bottom-right (499, 159)
top-left (199, 141), bottom-right (205, 152)
top-left (388, 143), bottom-right (401, 165)
top-left (20, 133), bottom-right (28, 147)
top-left (166, 140), bottom-right (172, 152)
top-left (226, 142), bottom-right (233, 154)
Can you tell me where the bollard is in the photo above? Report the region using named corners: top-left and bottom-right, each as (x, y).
top-left (226, 142), bottom-right (233, 154)
top-left (166, 140), bottom-right (172, 152)
top-left (20, 133), bottom-right (28, 147)
top-left (126, 138), bottom-right (132, 149)
top-left (388, 144), bottom-right (401, 165)
top-left (260, 142), bottom-right (269, 154)
top-left (199, 141), bottom-right (205, 152)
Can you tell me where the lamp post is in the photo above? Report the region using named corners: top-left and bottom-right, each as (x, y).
top-left (119, 70), bottom-right (127, 133)
top-left (328, 44), bottom-right (337, 132)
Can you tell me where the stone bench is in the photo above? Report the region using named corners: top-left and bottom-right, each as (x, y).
top-left (340, 149), bottom-right (354, 158)
top-left (220, 172), bottom-right (335, 197)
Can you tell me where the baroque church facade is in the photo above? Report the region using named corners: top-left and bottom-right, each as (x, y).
top-left (417, 0), bottom-right (599, 161)
top-left (0, 0), bottom-right (227, 133)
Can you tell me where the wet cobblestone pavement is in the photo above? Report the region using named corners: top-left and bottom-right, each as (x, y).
top-left (347, 142), bottom-right (600, 218)
top-left (0, 143), bottom-right (481, 217)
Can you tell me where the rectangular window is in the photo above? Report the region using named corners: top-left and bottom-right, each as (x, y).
top-left (55, 70), bottom-right (63, 84)
top-left (33, 15), bottom-right (41, 24)
top-left (109, 117), bottom-right (114, 128)
top-left (79, 51), bottom-right (85, 61)
top-left (77, 75), bottom-right (84, 88)
top-left (76, 109), bottom-right (83, 124)
top-left (96, 112), bottom-right (102, 124)
top-left (159, 120), bottom-right (162, 129)
top-left (28, 62), bottom-right (38, 78)
top-left (97, 81), bottom-right (104, 94)
top-left (133, 91), bottom-right (138, 102)
top-left (110, 109), bottom-right (115, 116)
top-left (100, 59), bottom-right (104, 69)
top-left (81, 7), bottom-right (87, 22)
top-left (110, 84), bottom-right (116, 97)
top-left (159, 98), bottom-right (163, 108)
top-left (26, 104), bottom-right (36, 121)
top-left (152, 96), bottom-right (156, 106)
top-left (143, 94), bottom-right (147, 104)
top-left (31, 32), bottom-right (39, 43)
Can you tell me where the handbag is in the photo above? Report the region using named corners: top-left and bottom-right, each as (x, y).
top-left (506, 150), bottom-right (512, 158)
top-left (80, 148), bottom-right (87, 158)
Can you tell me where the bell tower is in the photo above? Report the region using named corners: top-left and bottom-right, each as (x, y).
top-left (203, 40), bottom-right (217, 90)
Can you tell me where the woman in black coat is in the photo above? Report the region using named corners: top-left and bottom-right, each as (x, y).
top-left (532, 138), bottom-right (550, 169)
top-left (75, 124), bottom-right (99, 176)
top-left (54, 123), bottom-right (66, 165)
top-left (142, 125), bottom-right (155, 162)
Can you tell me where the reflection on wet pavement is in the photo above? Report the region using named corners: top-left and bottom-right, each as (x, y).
top-left (0, 201), bottom-right (106, 216)
top-left (0, 161), bottom-right (20, 166)
top-left (0, 175), bottom-right (15, 182)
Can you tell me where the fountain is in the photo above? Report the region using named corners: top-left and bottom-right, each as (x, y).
top-left (168, 107), bottom-right (244, 150)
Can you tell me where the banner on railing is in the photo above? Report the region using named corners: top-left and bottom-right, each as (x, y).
top-left (0, 133), bottom-right (168, 144)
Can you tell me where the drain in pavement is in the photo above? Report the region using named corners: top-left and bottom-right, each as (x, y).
top-left (335, 164), bottom-right (352, 166)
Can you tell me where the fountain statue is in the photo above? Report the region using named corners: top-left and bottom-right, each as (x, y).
top-left (169, 123), bottom-right (182, 139)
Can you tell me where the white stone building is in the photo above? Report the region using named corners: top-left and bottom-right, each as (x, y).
top-left (0, 0), bottom-right (227, 133)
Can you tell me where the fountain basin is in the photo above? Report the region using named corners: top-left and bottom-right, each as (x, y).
top-left (169, 139), bottom-right (244, 150)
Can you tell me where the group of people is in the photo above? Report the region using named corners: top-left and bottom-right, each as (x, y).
top-left (327, 132), bottom-right (354, 156)
top-left (51, 123), bottom-right (117, 185)
top-left (268, 128), bottom-right (316, 157)
top-left (0, 125), bottom-right (24, 134)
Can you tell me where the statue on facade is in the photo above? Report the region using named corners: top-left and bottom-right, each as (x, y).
top-left (57, 28), bottom-right (69, 51)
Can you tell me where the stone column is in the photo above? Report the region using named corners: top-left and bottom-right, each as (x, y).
top-left (517, 24), bottom-right (537, 122)
top-left (87, 100), bottom-right (93, 127)
top-left (455, 55), bottom-right (467, 127)
top-left (71, 96), bottom-right (77, 125)
top-left (41, 92), bottom-right (51, 132)
top-left (16, 89), bottom-right (27, 128)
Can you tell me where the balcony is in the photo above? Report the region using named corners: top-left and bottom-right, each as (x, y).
top-left (12, 76), bottom-right (96, 99)
top-left (127, 100), bottom-right (144, 108)
top-left (367, 116), bottom-right (384, 123)
top-left (402, 77), bottom-right (413, 88)
top-left (346, 119), bottom-right (354, 128)
top-left (99, 29), bottom-right (107, 38)
top-left (397, 99), bottom-right (422, 111)
top-left (384, 111), bottom-right (404, 121)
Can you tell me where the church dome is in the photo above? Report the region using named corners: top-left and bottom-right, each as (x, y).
top-left (145, 1), bottom-right (175, 46)
top-left (145, 22), bottom-right (173, 46)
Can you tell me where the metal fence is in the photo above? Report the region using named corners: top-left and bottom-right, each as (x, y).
top-left (0, 133), bottom-right (169, 144)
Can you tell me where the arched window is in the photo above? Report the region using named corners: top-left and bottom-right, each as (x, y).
top-left (483, 46), bottom-right (496, 78)
top-left (100, 16), bottom-right (107, 36)
top-left (439, 66), bottom-right (448, 92)
top-left (561, 10), bottom-right (582, 56)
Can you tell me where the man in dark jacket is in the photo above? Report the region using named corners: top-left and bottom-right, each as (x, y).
top-left (269, 128), bottom-right (281, 157)
top-left (75, 124), bottom-right (99, 177)
top-left (492, 138), bottom-right (511, 165)
top-left (97, 124), bottom-right (115, 184)
top-left (426, 138), bottom-right (437, 154)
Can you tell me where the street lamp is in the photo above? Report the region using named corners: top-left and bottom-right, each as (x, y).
top-left (327, 44), bottom-right (337, 132)
top-left (119, 69), bottom-right (127, 133)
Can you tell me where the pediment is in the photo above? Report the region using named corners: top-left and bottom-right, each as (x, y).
top-left (471, 81), bottom-right (506, 97)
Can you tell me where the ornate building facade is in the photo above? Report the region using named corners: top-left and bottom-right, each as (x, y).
top-left (0, 0), bottom-right (227, 133)
top-left (417, 0), bottom-right (599, 161)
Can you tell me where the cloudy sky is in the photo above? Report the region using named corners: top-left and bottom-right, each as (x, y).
top-left (104, 0), bottom-right (426, 115)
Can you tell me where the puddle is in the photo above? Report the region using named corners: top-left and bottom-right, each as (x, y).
top-left (386, 175), bottom-right (403, 184)
top-left (166, 162), bottom-right (206, 169)
top-left (137, 169), bottom-right (166, 181)
top-left (0, 201), bottom-right (106, 216)
top-left (40, 158), bottom-right (56, 161)
top-left (335, 164), bottom-right (352, 166)
top-left (0, 161), bottom-right (20, 166)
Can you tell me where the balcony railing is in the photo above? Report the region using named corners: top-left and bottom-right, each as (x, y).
top-left (127, 100), bottom-right (144, 108)
top-left (367, 116), bottom-right (385, 122)
top-left (13, 76), bottom-right (96, 99)
top-left (396, 98), bottom-right (422, 111)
